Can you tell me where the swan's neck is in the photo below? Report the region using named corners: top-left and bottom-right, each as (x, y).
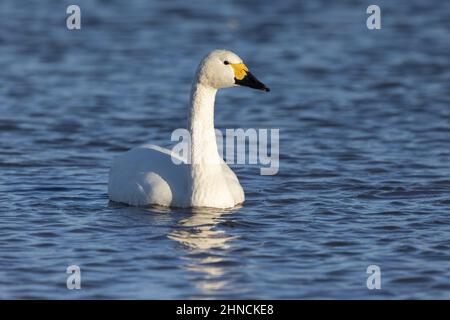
top-left (188, 82), bottom-right (221, 165)
top-left (186, 81), bottom-right (238, 207)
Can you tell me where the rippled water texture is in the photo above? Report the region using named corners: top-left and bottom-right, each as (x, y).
top-left (1, 0), bottom-right (450, 299)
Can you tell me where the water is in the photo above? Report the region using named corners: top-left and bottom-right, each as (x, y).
top-left (1, 0), bottom-right (450, 299)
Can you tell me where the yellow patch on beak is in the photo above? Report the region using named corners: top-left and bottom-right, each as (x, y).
top-left (230, 63), bottom-right (249, 80)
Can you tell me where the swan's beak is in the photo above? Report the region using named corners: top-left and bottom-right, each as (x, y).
top-left (231, 63), bottom-right (270, 92)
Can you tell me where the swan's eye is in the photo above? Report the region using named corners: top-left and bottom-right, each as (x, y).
top-left (224, 61), bottom-right (229, 65)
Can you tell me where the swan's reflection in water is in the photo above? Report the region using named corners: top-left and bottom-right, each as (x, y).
top-left (168, 206), bottom-right (241, 295)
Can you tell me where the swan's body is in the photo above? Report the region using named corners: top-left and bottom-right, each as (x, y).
top-left (108, 144), bottom-right (244, 208)
top-left (108, 50), bottom-right (269, 208)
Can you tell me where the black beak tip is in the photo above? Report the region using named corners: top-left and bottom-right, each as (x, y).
top-left (235, 73), bottom-right (270, 92)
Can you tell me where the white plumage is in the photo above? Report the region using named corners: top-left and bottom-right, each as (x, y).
top-left (108, 50), bottom-right (269, 208)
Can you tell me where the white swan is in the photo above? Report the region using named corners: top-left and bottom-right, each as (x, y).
top-left (108, 50), bottom-right (269, 208)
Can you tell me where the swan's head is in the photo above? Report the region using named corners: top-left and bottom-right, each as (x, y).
top-left (195, 50), bottom-right (270, 92)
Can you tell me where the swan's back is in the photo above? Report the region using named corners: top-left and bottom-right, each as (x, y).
top-left (108, 144), bottom-right (190, 207)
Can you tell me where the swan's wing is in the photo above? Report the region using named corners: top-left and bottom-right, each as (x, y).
top-left (108, 145), bottom-right (190, 207)
top-left (140, 144), bottom-right (187, 164)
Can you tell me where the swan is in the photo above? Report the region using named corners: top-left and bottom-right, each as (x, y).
top-left (108, 50), bottom-right (269, 208)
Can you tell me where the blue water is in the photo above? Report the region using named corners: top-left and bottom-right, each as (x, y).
top-left (1, 0), bottom-right (450, 299)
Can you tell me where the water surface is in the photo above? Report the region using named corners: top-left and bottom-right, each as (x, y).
top-left (1, 0), bottom-right (450, 299)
